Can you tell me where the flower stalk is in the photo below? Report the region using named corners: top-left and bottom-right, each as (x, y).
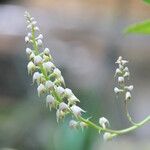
top-left (24, 11), bottom-right (150, 140)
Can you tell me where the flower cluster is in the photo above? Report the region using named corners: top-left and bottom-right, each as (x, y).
top-left (24, 11), bottom-right (87, 129)
top-left (114, 56), bottom-right (133, 101)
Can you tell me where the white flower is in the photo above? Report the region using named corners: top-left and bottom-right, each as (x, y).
top-left (69, 120), bottom-right (78, 128)
top-left (103, 132), bottom-right (112, 141)
top-left (34, 55), bottom-right (43, 65)
top-left (70, 105), bottom-right (85, 116)
top-left (114, 87), bottom-right (123, 94)
top-left (53, 68), bottom-right (61, 77)
top-left (45, 80), bottom-right (54, 90)
top-left (125, 91), bottom-right (131, 100)
top-left (43, 62), bottom-right (54, 71)
top-left (68, 95), bottom-right (80, 105)
top-left (56, 109), bottom-right (65, 122)
top-left (125, 85), bottom-right (134, 91)
top-left (37, 84), bottom-right (46, 97)
top-left (33, 72), bottom-right (42, 83)
top-left (59, 102), bottom-right (69, 111)
top-left (65, 88), bottom-right (73, 97)
top-left (55, 86), bottom-right (65, 95)
top-left (44, 48), bottom-right (50, 55)
top-left (123, 72), bottom-right (130, 78)
top-left (37, 39), bottom-right (43, 46)
top-left (116, 56), bottom-right (122, 64)
top-left (99, 117), bottom-right (109, 129)
top-left (26, 48), bottom-right (32, 55)
top-left (121, 60), bottom-right (128, 65)
top-left (32, 21), bottom-right (37, 25)
top-left (46, 95), bottom-right (55, 109)
top-left (115, 68), bottom-right (122, 76)
top-left (25, 36), bottom-right (30, 43)
top-left (118, 76), bottom-right (124, 84)
top-left (29, 52), bottom-right (35, 60)
top-left (27, 24), bottom-right (32, 29)
top-left (80, 122), bottom-right (87, 129)
top-left (123, 67), bottom-right (129, 72)
top-left (27, 61), bottom-right (36, 74)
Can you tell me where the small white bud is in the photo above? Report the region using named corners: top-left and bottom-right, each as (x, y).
top-left (59, 102), bottom-right (69, 111)
top-left (43, 62), bottom-right (54, 71)
top-left (37, 34), bottom-right (43, 39)
top-left (44, 48), bottom-right (50, 55)
top-left (125, 91), bottom-right (131, 100)
top-left (55, 86), bottom-right (65, 95)
top-left (27, 61), bottom-right (36, 74)
top-left (27, 24), bottom-right (32, 29)
top-left (25, 36), bottom-right (30, 43)
top-left (99, 117), bottom-right (109, 129)
top-left (70, 105), bottom-right (85, 116)
top-left (125, 85), bottom-right (134, 91)
top-left (45, 80), bottom-right (54, 90)
top-left (103, 132), bottom-right (112, 141)
top-left (69, 120), bottom-right (78, 128)
top-left (27, 33), bottom-right (32, 38)
top-left (37, 84), bottom-right (46, 97)
top-left (121, 60), bottom-right (128, 65)
top-left (34, 55), bottom-right (43, 65)
top-left (32, 21), bottom-right (37, 25)
top-left (118, 76), bottom-right (124, 84)
top-left (53, 68), bottom-right (61, 77)
top-left (37, 39), bottom-right (43, 46)
top-left (34, 26), bottom-right (39, 31)
top-left (114, 87), bottom-right (123, 94)
top-left (116, 56), bottom-right (122, 64)
top-left (26, 48), bottom-right (32, 55)
top-left (124, 67), bottom-right (129, 72)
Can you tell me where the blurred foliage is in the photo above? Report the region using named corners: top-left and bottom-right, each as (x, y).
top-left (124, 20), bottom-right (150, 34)
top-left (144, 0), bottom-right (150, 4)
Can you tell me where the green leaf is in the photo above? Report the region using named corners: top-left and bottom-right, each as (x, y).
top-left (124, 20), bottom-right (150, 34)
top-left (144, 0), bottom-right (150, 4)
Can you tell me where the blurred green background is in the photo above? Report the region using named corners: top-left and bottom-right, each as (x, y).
top-left (0, 0), bottom-right (149, 149)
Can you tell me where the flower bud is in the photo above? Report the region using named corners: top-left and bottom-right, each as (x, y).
top-left (34, 55), bottom-right (43, 65)
top-left (37, 34), bottom-right (43, 39)
top-left (99, 117), bottom-right (109, 129)
top-left (118, 76), bottom-right (124, 84)
top-left (103, 132), bottom-right (112, 141)
top-left (34, 26), bottom-right (39, 31)
top-left (44, 48), bottom-right (50, 55)
top-left (114, 87), bottom-right (123, 94)
top-left (125, 91), bottom-right (131, 100)
top-left (26, 48), bottom-right (32, 55)
top-left (25, 36), bottom-right (30, 43)
top-left (27, 33), bottom-right (32, 38)
top-left (69, 120), bottom-right (78, 128)
top-left (37, 39), bottom-right (43, 46)
top-left (37, 84), bottom-right (46, 97)
top-left (70, 105), bottom-right (85, 116)
top-left (123, 67), bottom-right (129, 72)
top-left (29, 52), bottom-right (35, 60)
top-left (27, 61), bottom-right (36, 74)
top-left (115, 68), bottom-right (122, 76)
